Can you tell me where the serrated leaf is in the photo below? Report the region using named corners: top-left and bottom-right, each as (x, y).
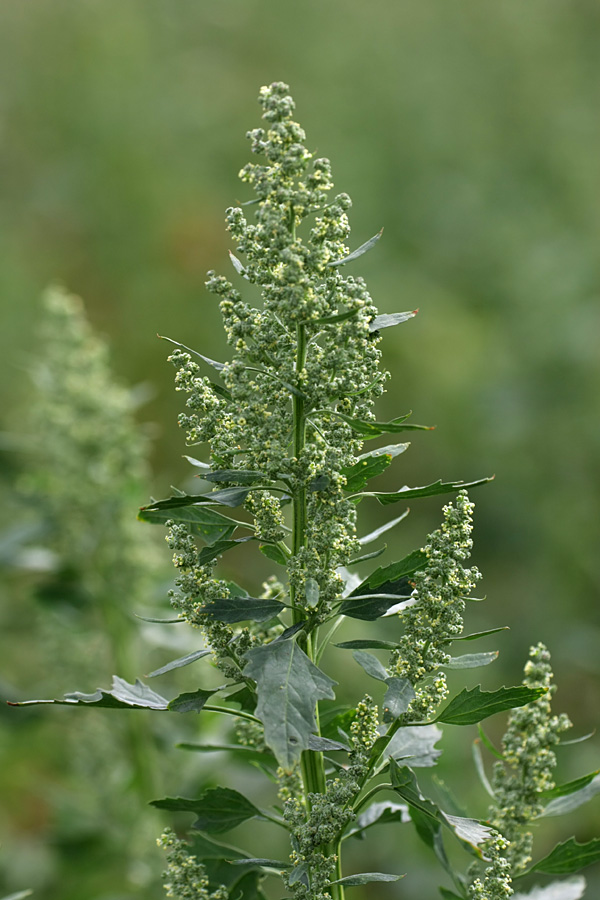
top-left (329, 228), bottom-right (383, 267)
top-left (200, 596), bottom-right (285, 624)
top-left (148, 649), bottom-right (211, 678)
top-left (451, 627), bottom-right (510, 642)
top-left (369, 310), bottom-right (418, 332)
top-left (346, 801), bottom-right (410, 839)
top-left (529, 838), bottom-right (600, 875)
top-left (342, 444), bottom-right (409, 492)
top-left (358, 510), bottom-right (410, 545)
top-left (159, 335), bottom-right (226, 372)
top-left (151, 788), bottom-right (262, 833)
top-left (138, 503), bottom-right (237, 544)
top-left (383, 678), bottom-right (416, 720)
top-left (259, 543), bottom-right (288, 566)
top-left (436, 685), bottom-right (547, 726)
top-left (386, 725), bottom-right (443, 768)
top-left (203, 470), bottom-right (268, 485)
top-left (444, 815), bottom-right (494, 851)
top-left (243, 639), bottom-right (336, 770)
top-left (9, 675), bottom-right (169, 710)
top-left (168, 687), bottom-right (220, 714)
top-left (336, 639), bottom-right (399, 651)
top-left (542, 774), bottom-right (600, 818)
top-left (444, 652), bottom-right (498, 670)
top-left (512, 877), bottom-right (586, 899)
top-left (361, 476), bottom-right (494, 505)
top-left (328, 873), bottom-right (403, 887)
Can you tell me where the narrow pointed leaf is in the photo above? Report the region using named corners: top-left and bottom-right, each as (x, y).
top-left (512, 877), bottom-right (586, 899)
top-left (542, 775), bottom-right (600, 818)
top-left (347, 545), bottom-right (387, 566)
top-left (336, 639), bottom-right (399, 651)
top-left (329, 228), bottom-right (383, 267)
top-left (369, 310), bottom-right (418, 332)
top-left (439, 889), bottom-right (464, 899)
top-left (168, 687), bottom-right (220, 714)
top-left (158, 335), bottom-right (226, 372)
top-left (390, 760), bottom-right (440, 821)
top-left (135, 614), bottom-right (185, 624)
top-left (229, 250), bottom-right (249, 279)
top-left (151, 788), bottom-right (261, 833)
top-left (197, 537), bottom-right (253, 566)
top-left (148, 649), bottom-right (211, 678)
top-left (361, 476), bottom-right (494, 505)
top-left (243, 639), bottom-right (336, 770)
top-left (9, 676), bottom-right (169, 710)
top-left (229, 859), bottom-right (290, 869)
top-left (444, 652), bottom-right (499, 670)
top-left (340, 590), bottom-right (411, 621)
top-left (451, 627), bottom-right (510, 642)
top-left (315, 308), bottom-right (360, 325)
top-left (1, 892), bottom-right (34, 900)
top-left (436, 685), bottom-right (548, 726)
top-left (328, 873), bottom-right (403, 887)
top-left (331, 411), bottom-right (432, 438)
top-left (359, 510), bottom-right (410, 545)
top-left (472, 740), bottom-right (495, 798)
top-left (184, 455), bottom-right (211, 470)
top-left (529, 838), bottom-right (600, 875)
top-left (342, 444), bottom-right (409, 492)
top-left (138, 503), bottom-right (237, 544)
top-left (176, 744), bottom-right (276, 767)
top-left (307, 734), bottom-right (349, 752)
top-left (203, 470), bottom-right (268, 485)
top-left (543, 772), bottom-right (600, 799)
top-left (200, 596), bottom-right (285, 624)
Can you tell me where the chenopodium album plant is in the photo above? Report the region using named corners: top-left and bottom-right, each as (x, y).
top-left (13, 83), bottom-right (600, 900)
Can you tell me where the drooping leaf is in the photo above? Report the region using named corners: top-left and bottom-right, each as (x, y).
top-left (357, 548), bottom-right (426, 591)
top-left (542, 774), bottom-right (600, 818)
top-left (8, 676), bottom-right (169, 710)
top-left (259, 543), bottom-right (288, 566)
top-left (529, 838), bottom-right (600, 875)
top-left (168, 687), bottom-right (220, 714)
top-left (346, 801), bottom-right (410, 839)
top-left (158, 334), bottom-right (226, 372)
top-left (360, 476), bottom-right (494, 505)
top-left (358, 509), bottom-right (410, 545)
top-left (444, 652), bottom-right (499, 670)
top-left (203, 470), bottom-right (268, 485)
top-left (436, 685), bottom-right (547, 726)
top-left (138, 503), bottom-right (237, 544)
top-left (151, 788), bottom-right (262, 834)
top-left (200, 596), bottom-right (285, 624)
top-left (329, 228), bottom-right (383, 267)
top-left (386, 725), bottom-right (443, 768)
top-left (368, 310), bottom-right (418, 332)
top-left (512, 877), bottom-right (586, 899)
top-left (328, 873), bottom-right (403, 887)
top-left (342, 444), bottom-right (409, 492)
top-left (450, 626), bottom-right (510, 642)
top-left (383, 678), bottom-right (416, 720)
top-left (346, 545), bottom-right (387, 566)
top-left (243, 639), bottom-right (336, 770)
top-left (147, 649), bottom-right (211, 678)
top-left (335, 639), bottom-right (399, 651)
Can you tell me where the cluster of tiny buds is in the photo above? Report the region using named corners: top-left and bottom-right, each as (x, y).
top-left (157, 830), bottom-right (228, 900)
top-left (469, 833), bottom-right (513, 900)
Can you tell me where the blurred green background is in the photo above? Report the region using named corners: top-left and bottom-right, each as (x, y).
top-left (1, 1), bottom-right (599, 898)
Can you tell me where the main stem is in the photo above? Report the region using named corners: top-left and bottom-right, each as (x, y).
top-left (291, 321), bottom-right (345, 900)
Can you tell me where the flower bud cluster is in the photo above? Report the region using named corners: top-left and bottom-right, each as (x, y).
top-left (388, 491), bottom-right (481, 721)
top-left (490, 643), bottom-right (572, 874)
top-left (157, 829), bottom-right (228, 900)
top-left (469, 833), bottom-right (513, 900)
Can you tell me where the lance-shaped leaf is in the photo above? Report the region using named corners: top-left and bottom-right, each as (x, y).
top-left (259, 543), bottom-right (288, 566)
top-left (202, 470), bottom-right (269, 485)
top-left (176, 743), bottom-right (277, 768)
top-left (328, 873), bottom-right (403, 887)
top-left (329, 228), bottom-right (383, 267)
top-left (200, 595), bottom-right (286, 624)
top-left (359, 476), bottom-right (494, 505)
top-left (336, 639), bottom-right (399, 651)
top-left (9, 675), bottom-right (169, 710)
top-left (328, 410), bottom-right (432, 438)
top-left (512, 877), bottom-right (586, 899)
top-left (243, 639), bottom-right (336, 770)
top-left (229, 250), bottom-right (250, 279)
top-left (339, 590), bottom-right (412, 621)
top-left (443, 652), bottom-right (499, 670)
top-left (356, 548), bottom-right (426, 592)
top-left (148, 649), bottom-right (211, 678)
top-left (436, 685), bottom-right (548, 726)
top-left (158, 334), bottom-right (226, 372)
top-left (342, 444), bottom-right (409, 493)
top-left (345, 801), bottom-right (410, 839)
top-left (450, 626), bottom-right (510, 642)
top-left (347, 545), bottom-right (387, 566)
top-left (541, 774), bottom-right (600, 818)
top-left (138, 503), bottom-right (237, 544)
top-left (528, 838), bottom-right (600, 875)
top-left (543, 771), bottom-right (600, 800)
top-left (168, 687), bottom-right (221, 714)
top-left (151, 787), bottom-right (262, 834)
top-left (315, 308), bottom-right (360, 325)
top-left (141, 487), bottom-right (252, 512)
top-left (1, 892), bottom-right (34, 900)
top-left (358, 509), bottom-right (410, 546)
top-left (368, 310), bottom-right (418, 332)
top-left (472, 739), bottom-right (495, 798)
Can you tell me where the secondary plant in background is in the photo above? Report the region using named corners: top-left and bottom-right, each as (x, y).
top-left (13, 84), bottom-right (600, 900)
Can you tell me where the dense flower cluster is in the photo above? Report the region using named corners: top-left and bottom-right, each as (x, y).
top-left (388, 491), bottom-right (481, 720)
top-left (158, 830), bottom-right (228, 900)
top-left (490, 643), bottom-right (572, 874)
top-left (469, 833), bottom-right (513, 900)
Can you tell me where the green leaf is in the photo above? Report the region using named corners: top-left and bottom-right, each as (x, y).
top-left (151, 788), bottom-right (262, 833)
top-left (328, 873), bottom-right (403, 887)
top-left (472, 739), bottom-right (495, 798)
top-left (543, 772), bottom-right (600, 799)
top-left (9, 676), bottom-right (169, 710)
top-left (307, 734), bottom-right (349, 752)
top-left (243, 639), bottom-right (336, 770)
top-left (347, 545), bottom-right (387, 566)
top-left (229, 859), bottom-right (290, 869)
top-left (309, 474), bottom-right (330, 491)
top-left (229, 250), bottom-right (249, 279)
top-left (444, 652), bottom-right (498, 670)
top-left (203, 470), bottom-right (268, 485)
top-left (192, 833), bottom-right (250, 860)
top-left (386, 725), bottom-right (443, 768)
top-left (358, 510), bottom-right (410, 545)
top-left (158, 334), bottom-right (226, 372)
top-left (444, 815), bottom-right (494, 853)
top-left (383, 678), bottom-right (416, 720)
top-left (259, 543), bottom-right (288, 566)
top-left (142, 488), bottom-right (252, 512)
top-left (329, 411), bottom-right (432, 438)
top-left (439, 889), bottom-right (465, 899)
top-left (352, 650), bottom-right (388, 681)
top-left (346, 801), bottom-right (410, 839)
top-left (0, 892), bottom-right (34, 900)
top-left (342, 444), bottom-right (409, 492)
top-left (315, 308), bottom-right (360, 325)
top-left (147, 649), bottom-right (211, 678)
top-left (336, 639), bottom-right (399, 651)
top-left (200, 595), bottom-right (285, 624)
top-left (542, 775), bottom-right (600, 818)
top-left (529, 838), bottom-right (600, 875)
top-left (197, 537), bottom-right (253, 565)
top-left (176, 743), bottom-right (276, 767)
top-left (339, 590), bottom-right (411, 621)
top-left (168, 687), bottom-right (220, 714)
top-left (358, 548), bottom-right (426, 591)
top-left (138, 503), bottom-right (237, 544)
top-left (135, 614), bottom-right (185, 624)
top-left (436, 685), bottom-right (547, 726)
top-left (329, 228), bottom-right (383, 267)
top-left (360, 476), bottom-right (494, 504)
top-left (368, 310), bottom-right (418, 332)
top-left (389, 760), bottom-right (440, 822)
top-left (512, 877), bottom-right (586, 899)
top-left (451, 627), bottom-right (510, 642)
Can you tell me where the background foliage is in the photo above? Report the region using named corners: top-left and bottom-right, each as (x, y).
top-left (1, 2), bottom-right (599, 899)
